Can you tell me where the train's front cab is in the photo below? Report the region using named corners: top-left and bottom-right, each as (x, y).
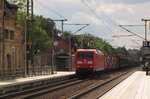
top-left (75, 49), bottom-right (97, 76)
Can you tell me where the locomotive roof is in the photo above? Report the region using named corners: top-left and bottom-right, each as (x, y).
top-left (76, 49), bottom-right (103, 54)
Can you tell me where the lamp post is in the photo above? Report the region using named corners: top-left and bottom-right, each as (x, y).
top-left (24, 17), bottom-right (27, 77)
top-left (51, 27), bottom-right (56, 74)
top-left (141, 19), bottom-right (150, 41)
top-left (69, 33), bottom-right (72, 71)
top-left (24, 17), bottom-right (31, 77)
top-left (142, 19), bottom-right (150, 51)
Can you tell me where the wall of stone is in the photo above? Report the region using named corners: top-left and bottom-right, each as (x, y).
top-left (0, 1), bottom-right (4, 68)
top-left (0, 0), bottom-right (24, 73)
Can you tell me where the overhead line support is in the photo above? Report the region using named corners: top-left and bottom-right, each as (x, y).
top-left (141, 19), bottom-right (150, 41)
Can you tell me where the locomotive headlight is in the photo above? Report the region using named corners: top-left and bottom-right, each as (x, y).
top-left (88, 61), bottom-right (93, 64)
top-left (77, 61), bottom-right (82, 64)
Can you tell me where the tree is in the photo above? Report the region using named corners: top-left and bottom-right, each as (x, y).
top-left (115, 47), bottom-right (129, 56)
top-left (7, 0), bottom-right (26, 11)
top-left (61, 31), bottom-right (71, 39)
top-left (13, 11), bottom-right (56, 51)
top-left (29, 15), bottom-right (56, 51)
top-left (8, 0), bottom-right (62, 52)
top-left (7, 0), bottom-right (26, 24)
top-left (128, 49), bottom-right (141, 61)
top-left (70, 33), bottom-right (115, 53)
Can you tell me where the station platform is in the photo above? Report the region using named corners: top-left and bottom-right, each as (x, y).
top-left (99, 71), bottom-right (150, 99)
top-left (0, 71), bottom-right (75, 94)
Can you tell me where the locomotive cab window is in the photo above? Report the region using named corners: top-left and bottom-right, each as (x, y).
top-left (77, 52), bottom-right (94, 59)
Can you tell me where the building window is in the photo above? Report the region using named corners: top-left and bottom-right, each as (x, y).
top-left (10, 30), bottom-right (14, 40)
top-left (5, 29), bottom-right (9, 39)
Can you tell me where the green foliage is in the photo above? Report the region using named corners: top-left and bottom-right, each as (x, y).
top-left (9, 0), bottom-right (57, 51)
top-left (40, 17), bottom-right (55, 37)
top-left (8, 0), bottom-right (141, 57)
top-left (128, 49), bottom-right (141, 60)
top-left (17, 11), bottom-right (26, 26)
top-left (91, 39), bottom-right (114, 53)
top-left (16, 11), bottom-right (56, 51)
top-left (34, 27), bottom-right (51, 50)
top-left (30, 15), bottom-right (56, 51)
top-left (8, 0), bottom-right (26, 9)
top-left (115, 47), bottom-right (129, 56)
top-left (70, 33), bottom-right (115, 53)
top-left (61, 31), bottom-right (71, 39)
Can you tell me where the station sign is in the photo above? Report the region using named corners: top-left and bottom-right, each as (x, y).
top-left (142, 41), bottom-right (150, 47)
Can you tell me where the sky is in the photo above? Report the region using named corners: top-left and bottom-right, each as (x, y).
top-left (33, 0), bottom-right (150, 49)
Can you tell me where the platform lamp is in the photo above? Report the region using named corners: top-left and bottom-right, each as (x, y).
top-left (51, 26), bottom-right (56, 74)
top-left (141, 18), bottom-right (150, 51)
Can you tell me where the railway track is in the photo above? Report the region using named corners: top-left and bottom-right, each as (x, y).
top-left (0, 66), bottom-right (140, 99)
top-left (0, 77), bottom-right (80, 99)
top-left (70, 67), bottom-right (140, 99)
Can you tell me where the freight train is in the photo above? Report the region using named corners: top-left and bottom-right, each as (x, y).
top-left (74, 49), bottom-right (136, 76)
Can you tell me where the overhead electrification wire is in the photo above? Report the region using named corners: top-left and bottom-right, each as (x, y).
top-left (36, 0), bottom-right (67, 20)
top-left (94, 0), bottom-right (125, 41)
top-left (119, 25), bottom-right (145, 40)
top-left (131, 40), bottom-right (141, 46)
top-left (93, 0), bottom-right (145, 42)
top-left (94, 0), bottom-right (135, 46)
top-left (83, 0), bottom-right (143, 48)
top-left (81, 0), bottom-right (118, 37)
top-left (94, 0), bottom-right (118, 27)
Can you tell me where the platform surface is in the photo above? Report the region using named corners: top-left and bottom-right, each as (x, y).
top-left (100, 71), bottom-right (150, 99)
top-left (0, 71), bottom-right (75, 88)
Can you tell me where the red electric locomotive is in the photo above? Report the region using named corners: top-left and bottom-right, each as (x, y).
top-left (75, 49), bottom-right (136, 77)
top-left (75, 49), bottom-right (105, 76)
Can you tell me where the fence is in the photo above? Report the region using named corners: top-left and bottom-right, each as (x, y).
top-left (0, 66), bottom-right (57, 80)
top-left (0, 68), bottom-right (24, 80)
top-left (28, 66), bottom-right (57, 76)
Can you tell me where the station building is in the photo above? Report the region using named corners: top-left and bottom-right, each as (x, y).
top-left (34, 33), bottom-right (74, 71)
top-left (0, 0), bottom-right (24, 74)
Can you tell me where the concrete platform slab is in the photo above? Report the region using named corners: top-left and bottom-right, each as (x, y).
top-left (0, 71), bottom-right (75, 88)
top-left (99, 71), bottom-right (150, 99)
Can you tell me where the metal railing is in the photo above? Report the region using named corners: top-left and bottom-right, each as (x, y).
top-left (0, 68), bottom-right (24, 80)
top-left (28, 66), bottom-right (57, 76)
top-left (0, 66), bottom-right (57, 80)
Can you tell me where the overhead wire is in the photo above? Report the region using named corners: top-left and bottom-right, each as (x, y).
top-left (36, 0), bottom-right (92, 34)
top-left (36, 0), bottom-right (67, 20)
top-left (81, 0), bottom-right (125, 48)
top-left (94, 0), bottom-right (126, 46)
top-left (81, 0), bottom-right (118, 37)
top-left (35, 0), bottom-right (75, 32)
top-left (94, 0), bottom-right (119, 27)
top-left (93, 0), bottom-right (133, 45)
top-left (93, 1), bottom-right (144, 35)
top-left (91, 0), bottom-right (145, 48)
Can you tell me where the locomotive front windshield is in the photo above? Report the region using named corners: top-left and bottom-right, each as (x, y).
top-left (77, 52), bottom-right (94, 59)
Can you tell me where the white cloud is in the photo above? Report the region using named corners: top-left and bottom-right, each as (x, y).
top-left (34, 0), bottom-right (150, 49)
top-left (127, 8), bottom-right (135, 14)
top-left (71, 12), bottom-right (103, 26)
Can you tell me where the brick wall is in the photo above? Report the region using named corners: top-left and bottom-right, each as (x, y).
top-left (48, 35), bottom-right (69, 54)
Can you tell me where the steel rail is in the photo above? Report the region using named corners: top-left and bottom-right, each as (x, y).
top-left (70, 68), bottom-right (137, 99)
